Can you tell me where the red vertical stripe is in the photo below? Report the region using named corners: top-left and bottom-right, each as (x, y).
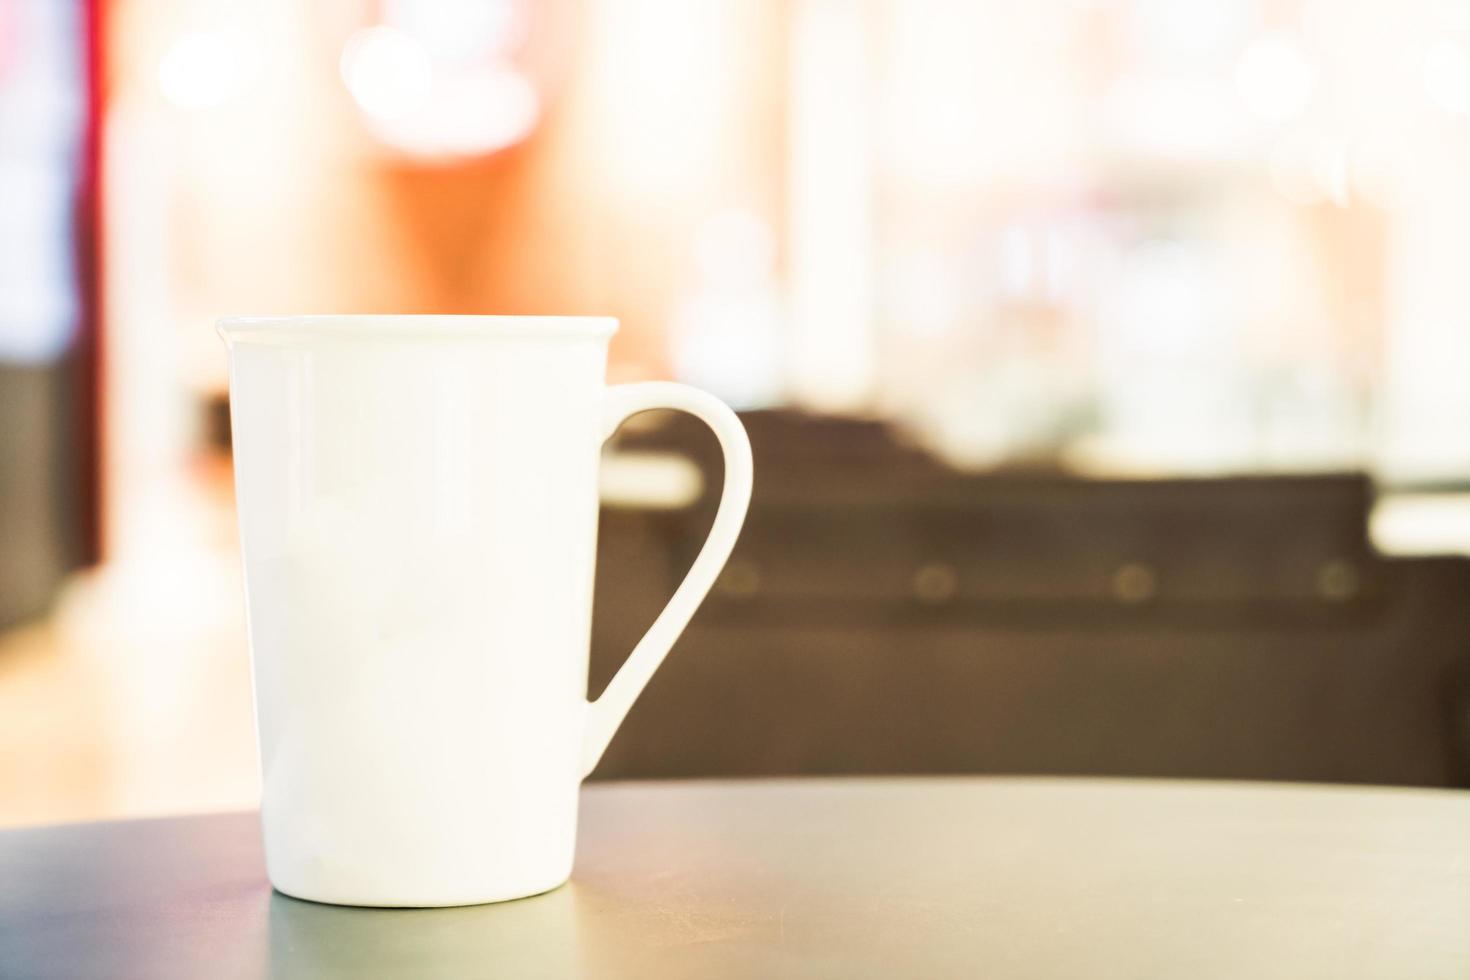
top-left (76, 0), bottom-right (103, 563)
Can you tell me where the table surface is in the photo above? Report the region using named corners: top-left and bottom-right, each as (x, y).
top-left (2, 778), bottom-right (1468, 979)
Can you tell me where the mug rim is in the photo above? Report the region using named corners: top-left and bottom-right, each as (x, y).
top-left (217, 314), bottom-right (618, 343)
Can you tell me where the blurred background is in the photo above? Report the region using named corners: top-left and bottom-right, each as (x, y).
top-left (5, 0), bottom-right (1470, 827)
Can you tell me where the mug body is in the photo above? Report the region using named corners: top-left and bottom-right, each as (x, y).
top-left (221, 315), bottom-right (616, 907)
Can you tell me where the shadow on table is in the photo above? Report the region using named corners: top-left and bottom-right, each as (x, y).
top-left (267, 886), bottom-right (589, 978)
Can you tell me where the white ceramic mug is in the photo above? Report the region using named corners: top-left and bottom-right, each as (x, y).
top-left (219, 315), bottom-right (752, 908)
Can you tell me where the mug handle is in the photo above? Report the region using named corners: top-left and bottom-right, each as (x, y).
top-left (582, 382), bottom-right (753, 777)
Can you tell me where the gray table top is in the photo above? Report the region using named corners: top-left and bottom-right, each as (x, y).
top-left (2, 778), bottom-right (1468, 979)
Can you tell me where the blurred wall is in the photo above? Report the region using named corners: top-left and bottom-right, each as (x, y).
top-left (101, 0), bottom-right (1470, 508)
top-left (0, 362), bottom-right (87, 627)
top-left (0, 0), bottom-right (93, 626)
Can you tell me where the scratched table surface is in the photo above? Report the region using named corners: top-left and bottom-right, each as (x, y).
top-left (2, 778), bottom-right (1468, 979)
